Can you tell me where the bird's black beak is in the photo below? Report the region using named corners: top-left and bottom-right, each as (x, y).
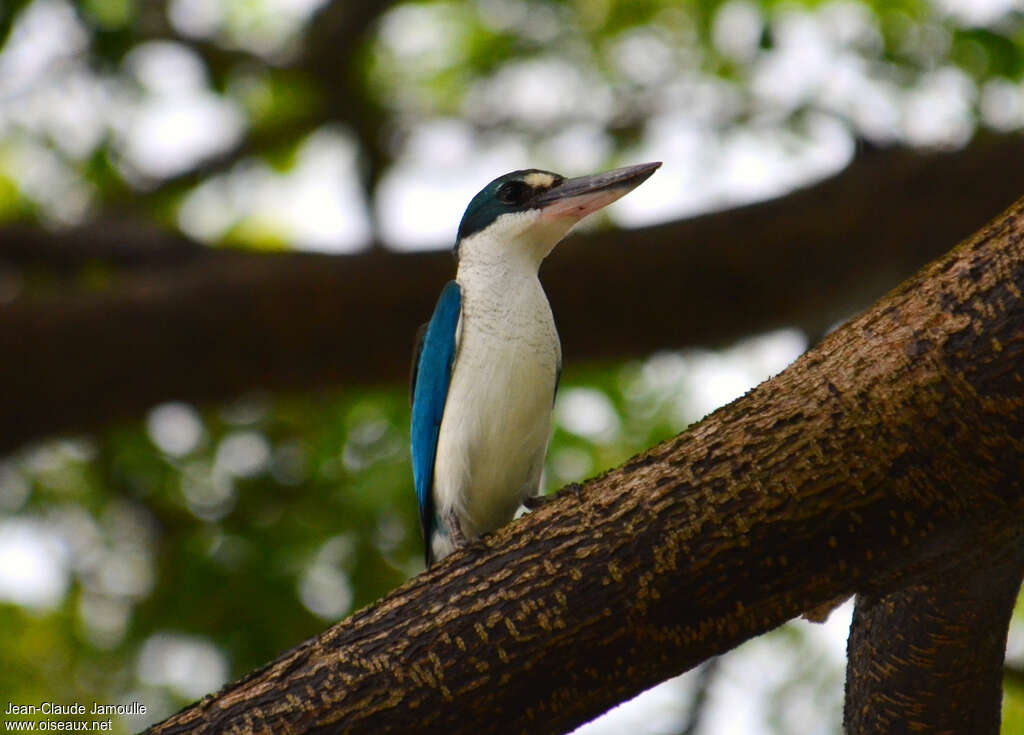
top-left (534, 161), bottom-right (662, 221)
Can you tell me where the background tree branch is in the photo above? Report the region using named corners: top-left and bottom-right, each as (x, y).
top-left (3, 135), bottom-right (1024, 453)
top-left (118, 0), bottom-right (397, 206)
top-left (145, 191), bottom-right (1024, 735)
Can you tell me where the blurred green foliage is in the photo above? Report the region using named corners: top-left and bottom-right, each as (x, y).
top-left (1006, 677), bottom-right (1024, 735)
top-left (1, 0), bottom-right (1023, 237)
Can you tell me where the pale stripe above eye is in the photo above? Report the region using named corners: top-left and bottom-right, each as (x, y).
top-left (523, 172), bottom-right (557, 189)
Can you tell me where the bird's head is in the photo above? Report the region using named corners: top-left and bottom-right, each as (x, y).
top-left (454, 161), bottom-right (661, 269)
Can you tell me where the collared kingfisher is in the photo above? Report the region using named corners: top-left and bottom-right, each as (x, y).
top-left (410, 161), bottom-right (661, 566)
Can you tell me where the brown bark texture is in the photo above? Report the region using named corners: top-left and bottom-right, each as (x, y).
top-left (845, 534), bottom-right (1024, 735)
top-left (3, 134), bottom-right (1024, 454)
top-left (144, 193), bottom-right (1024, 733)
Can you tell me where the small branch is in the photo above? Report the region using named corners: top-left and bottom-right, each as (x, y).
top-left (139, 110), bottom-right (333, 199)
top-left (116, 0), bottom-right (396, 202)
top-left (296, 0), bottom-right (403, 243)
top-left (679, 659), bottom-right (720, 735)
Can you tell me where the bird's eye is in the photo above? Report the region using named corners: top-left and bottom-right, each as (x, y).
top-left (497, 181), bottom-right (530, 205)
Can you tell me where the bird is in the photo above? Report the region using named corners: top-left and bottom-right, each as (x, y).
top-left (410, 161), bottom-right (661, 566)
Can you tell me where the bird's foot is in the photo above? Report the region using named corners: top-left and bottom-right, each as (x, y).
top-left (521, 493), bottom-right (550, 510)
top-left (443, 508), bottom-right (468, 548)
top-left (559, 482), bottom-right (584, 500)
top-left (522, 483), bottom-right (583, 510)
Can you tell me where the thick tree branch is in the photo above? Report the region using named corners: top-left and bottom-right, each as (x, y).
top-left (3, 137), bottom-right (1024, 452)
top-left (0, 220), bottom-right (205, 270)
top-left (845, 535), bottom-right (1024, 735)
top-left (146, 193), bottom-right (1024, 733)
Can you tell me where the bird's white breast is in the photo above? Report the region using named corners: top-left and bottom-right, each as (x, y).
top-left (432, 256), bottom-right (560, 541)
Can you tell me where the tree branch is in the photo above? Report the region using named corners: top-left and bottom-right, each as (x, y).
top-left (295, 0), bottom-right (402, 241)
top-left (145, 193), bottom-right (1024, 734)
top-left (0, 220), bottom-right (205, 271)
top-left (679, 659), bottom-right (719, 735)
top-left (138, 110), bottom-right (333, 198)
top-left (845, 535), bottom-right (1024, 735)
top-left (3, 136), bottom-right (1024, 452)
top-left (124, 0), bottom-right (396, 200)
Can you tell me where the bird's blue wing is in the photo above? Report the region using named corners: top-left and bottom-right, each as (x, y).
top-left (410, 281), bottom-right (461, 567)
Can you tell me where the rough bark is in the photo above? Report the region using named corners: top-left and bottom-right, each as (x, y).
top-left (4, 135), bottom-right (1024, 453)
top-left (845, 534), bottom-right (1024, 735)
top-left (145, 193), bottom-right (1024, 734)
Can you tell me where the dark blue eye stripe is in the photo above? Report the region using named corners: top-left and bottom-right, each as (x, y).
top-left (455, 169), bottom-right (562, 247)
